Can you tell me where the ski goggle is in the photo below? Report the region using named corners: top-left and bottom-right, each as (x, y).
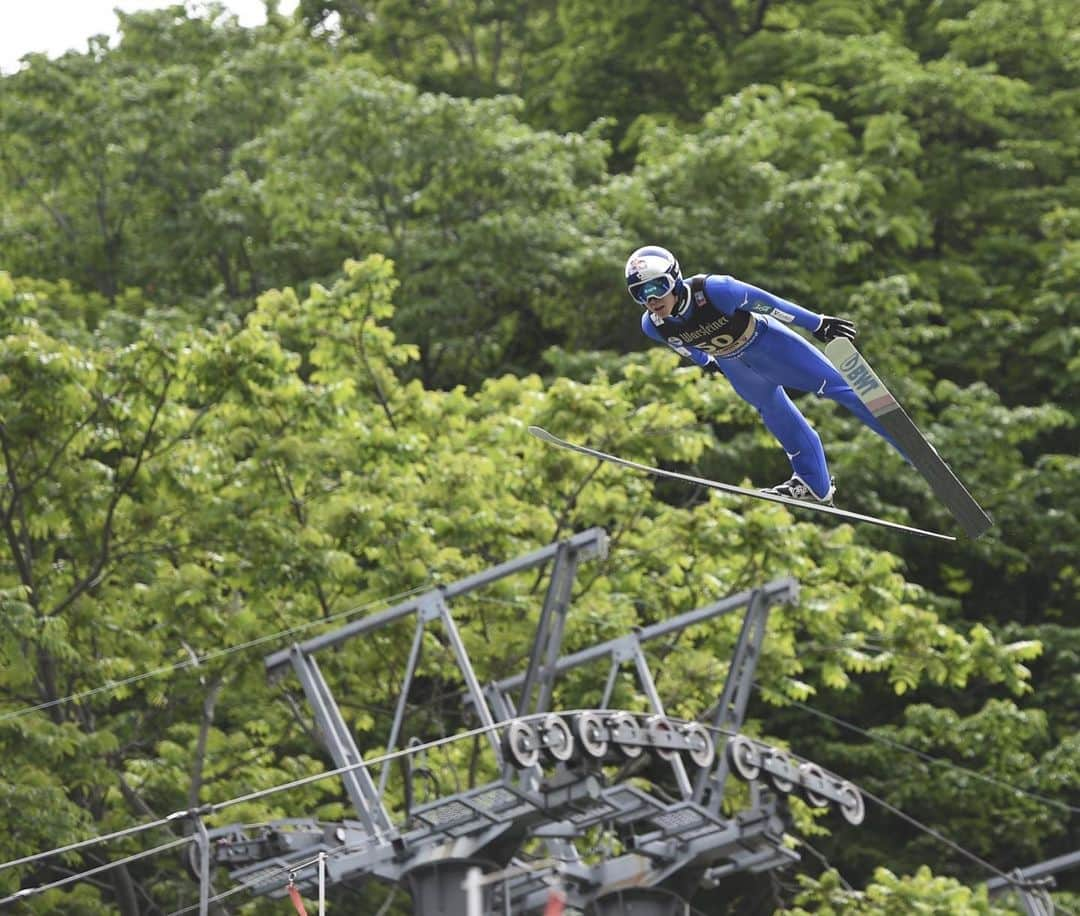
top-left (628, 274), bottom-right (675, 306)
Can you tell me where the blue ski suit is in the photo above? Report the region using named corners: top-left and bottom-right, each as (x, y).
top-left (640, 274), bottom-right (904, 498)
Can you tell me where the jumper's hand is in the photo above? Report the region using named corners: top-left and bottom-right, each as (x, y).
top-left (813, 315), bottom-right (857, 342)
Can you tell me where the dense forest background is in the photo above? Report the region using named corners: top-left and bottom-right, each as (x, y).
top-left (1, 0), bottom-right (1077, 912)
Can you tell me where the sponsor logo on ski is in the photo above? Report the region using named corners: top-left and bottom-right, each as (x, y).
top-left (838, 353), bottom-right (880, 397)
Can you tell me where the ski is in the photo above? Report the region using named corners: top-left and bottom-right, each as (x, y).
top-left (529, 426), bottom-right (956, 542)
top-left (824, 339), bottom-right (994, 539)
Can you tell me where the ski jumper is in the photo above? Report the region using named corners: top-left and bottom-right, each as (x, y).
top-left (640, 274), bottom-right (905, 498)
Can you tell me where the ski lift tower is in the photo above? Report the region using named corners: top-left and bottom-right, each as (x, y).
top-left (194, 528), bottom-right (867, 914)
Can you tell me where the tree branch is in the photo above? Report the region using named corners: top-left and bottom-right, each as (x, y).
top-left (188, 675), bottom-right (225, 812)
top-left (0, 421), bottom-right (36, 596)
top-left (356, 309), bottom-right (398, 431)
top-left (48, 371), bottom-right (174, 619)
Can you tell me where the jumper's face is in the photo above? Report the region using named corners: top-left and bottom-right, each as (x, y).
top-left (644, 290), bottom-right (677, 319)
top-left (628, 269), bottom-right (676, 313)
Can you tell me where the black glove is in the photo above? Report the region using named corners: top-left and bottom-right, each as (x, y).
top-left (813, 315), bottom-right (857, 342)
top-left (702, 359), bottom-right (722, 374)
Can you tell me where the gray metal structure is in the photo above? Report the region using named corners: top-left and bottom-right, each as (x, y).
top-left (986, 849), bottom-right (1080, 916)
top-left (196, 529), bottom-right (868, 913)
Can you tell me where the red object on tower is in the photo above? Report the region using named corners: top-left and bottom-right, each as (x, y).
top-left (544, 885), bottom-right (566, 916)
top-left (287, 880), bottom-right (309, 916)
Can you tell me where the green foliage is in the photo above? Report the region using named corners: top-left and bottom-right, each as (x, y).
top-left (250, 64), bottom-right (622, 386)
top-left (299, 0), bottom-right (562, 100)
top-left (620, 84), bottom-right (905, 298)
top-left (0, 6), bottom-right (328, 300)
top-left (822, 701), bottom-right (1067, 870)
top-left (783, 865), bottom-right (1016, 915)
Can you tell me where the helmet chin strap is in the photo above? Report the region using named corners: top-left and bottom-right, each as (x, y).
top-left (673, 281), bottom-right (690, 315)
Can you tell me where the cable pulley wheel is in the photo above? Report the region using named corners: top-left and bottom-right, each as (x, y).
top-left (837, 781), bottom-right (866, 825)
top-left (573, 711), bottom-right (609, 759)
top-left (766, 749), bottom-right (797, 794)
top-left (645, 715), bottom-right (677, 761)
top-left (727, 734), bottom-right (761, 781)
top-left (502, 719), bottom-right (540, 769)
top-left (541, 714), bottom-right (575, 763)
top-left (607, 712), bottom-right (644, 759)
top-left (798, 762), bottom-right (831, 808)
top-left (682, 723), bottom-right (715, 769)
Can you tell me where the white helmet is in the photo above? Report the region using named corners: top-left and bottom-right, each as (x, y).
top-left (625, 245), bottom-right (682, 306)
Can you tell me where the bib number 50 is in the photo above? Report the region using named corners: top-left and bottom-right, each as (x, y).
top-left (698, 334), bottom-right (735, 355)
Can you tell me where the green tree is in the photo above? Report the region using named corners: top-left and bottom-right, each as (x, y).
top-left (783, 865), bottom-right (1017, 916)
top-left (0, 6), bottom-right (326, 301)
top-left (250, 64), bottom-right (622, 387)
top-left (297, 0), bottom-right (561, 100)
